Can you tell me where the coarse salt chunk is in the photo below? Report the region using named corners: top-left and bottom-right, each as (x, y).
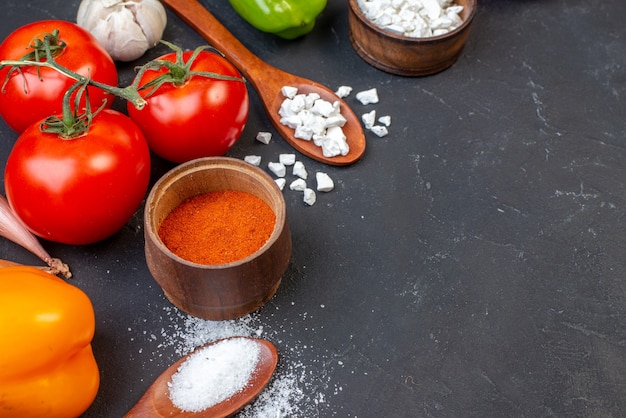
top-left (256, 131), bottom-right (272, 144)
top-left (289, 178), bottom-right (307, 191)
top-left (316, 172), bottom-right (334, 192)
top-left (278, 86), bottom-right (350, 158)
top-left (268, 161), bottom-right (286, 177)
top-left (293, 161), bottom-right (308, 179)
top-left (281, 85), bottom-right (298, 99)
top-left (279, 153), bottom-right (296, 166)
top-left (335, 85), bottom-right (353, 98)
top-left (303, 188), bottom-right (316, 206)
top-left (275, 178), bottom-right (286, 190)
top-left (243, 155), bottom-right (261, 166)
top-left (370, 125), bottom-right (389, 137)
top-left (356, 88), bottom-right (379, 105)
top-left (378, 115), bottom-right (391, 126)
top-left (362, 110), bottom-right (376, 129)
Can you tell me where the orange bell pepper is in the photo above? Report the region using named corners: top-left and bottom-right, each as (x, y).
top-left (0, 266), bottom-right (99, 417)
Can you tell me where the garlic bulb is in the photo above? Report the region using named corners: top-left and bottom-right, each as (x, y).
top-left (77, 0), bottom-right (167, 62)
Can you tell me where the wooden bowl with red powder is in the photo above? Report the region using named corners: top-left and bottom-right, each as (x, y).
top-left (144, 157), bottom-right (291, 320)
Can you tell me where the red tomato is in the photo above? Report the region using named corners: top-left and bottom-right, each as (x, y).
top-left (128, 50), bottom-right (249, 163)
top-left (0, 20), bottom-right (117, 133)
top-left (4, 109), bottom-right (151, 245)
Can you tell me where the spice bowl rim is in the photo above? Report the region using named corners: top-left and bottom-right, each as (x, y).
top-left (144, 156), bottom-right (288, 269)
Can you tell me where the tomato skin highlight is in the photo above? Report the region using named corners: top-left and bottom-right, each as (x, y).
top-left (4, 109), bottom-right (151, 245)
top-left (128, 50), bottom-right (249, 163)
top-left (0, 20), bottom-right (118, 133)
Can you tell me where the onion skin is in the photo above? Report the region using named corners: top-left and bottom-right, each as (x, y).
top-left (0, 195), bottom-right (71, 278)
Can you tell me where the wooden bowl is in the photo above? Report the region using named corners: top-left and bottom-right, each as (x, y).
top-left (348, 0), bottom-right (477, 76)
top-left (144, 157), bottom-right (291, 320)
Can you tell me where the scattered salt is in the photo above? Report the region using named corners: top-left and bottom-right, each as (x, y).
top-left (315, 172), bottom-right (334, 192)
top-left (244, 155), bottom-right (262, 166)
top-left (362, 110), bottom-right (376, 129)
top-left (268, 161), bottom-right (286, 177)
top-left (303, 188), bottom-right (317, 206)
top-left (289, 178), bottom-right (307, 191)
top-left (256, 131), bottom-right (272, 144)
top-left (293, 161), bottom-right (308, 179)
top-left (355, 88), bottom-right (379, 105)
top-left (274, 178), bottom-right (286, 190)
top-left (334, 85), bottom-right (353, 98)
top-left (168, 338), bottom-right (261, 412)
top-left (279, 153), bottom-right (296, 166)
top-left (371, 125), bottom-right (389, 137)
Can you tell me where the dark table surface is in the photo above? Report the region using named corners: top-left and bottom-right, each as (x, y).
top-left (1, 0), bottom-right (625, 417)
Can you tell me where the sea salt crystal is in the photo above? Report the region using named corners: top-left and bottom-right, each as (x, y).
top-left (268, 162), bottom-right (286, 177)
top-left (293, 161), bottom-right (308, 179)
top-left (275, 178), bottom-right (286, 190)
top-left (290, 178), bottom-right (307, 191)
top-left (279, 153), bottom-right (296, 166)
top-left (256, 131), bottom-right (272, 144)
top-left (362, 110), bottom-right (376, 129)
top-left (355, 88), bottom-right (379, 105)
top-left (168, 338), bottom-right (261, 412)
top-left (280, 85), bottom-right (298, 99)
top-left (334, 85), bottom-right (353, 98)
top-left (244, 155), bottom-right (261, 166)
top-left (303, 188), bottom-right (316, 206)
top-left (370, 125), bottom-right (389, 137)
top-left (378, 115), bottom-right (391, 126)
top-left (315, 172), bottom-right (334, 192)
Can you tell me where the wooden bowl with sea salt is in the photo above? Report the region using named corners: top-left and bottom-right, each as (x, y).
top-left (144, 157), bottom-right (291, 320)
top-left (348, 0), bottom-right (477, 76)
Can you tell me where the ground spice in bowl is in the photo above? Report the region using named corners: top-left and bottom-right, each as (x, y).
top-left (158, 190), bottom-right (276, 265)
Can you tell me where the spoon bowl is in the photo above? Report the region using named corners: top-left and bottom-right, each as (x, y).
top-left (161, 0), bottom-right (366, 166)
top-left (125, 337), bottom-right (278, 417)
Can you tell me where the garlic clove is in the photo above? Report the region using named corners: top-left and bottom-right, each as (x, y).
top-left (77, 0), bottom-right (167, 62)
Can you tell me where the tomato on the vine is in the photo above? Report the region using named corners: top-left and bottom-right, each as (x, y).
top-left (128, 46), bottom-right (249, 163)
top-left (0, 20), bottom-right (117, 133)
top-left (4, 109), bottom-right (151, 245)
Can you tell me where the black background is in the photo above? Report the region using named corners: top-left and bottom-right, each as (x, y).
top-left (1, 1), bottom-right (625, 417)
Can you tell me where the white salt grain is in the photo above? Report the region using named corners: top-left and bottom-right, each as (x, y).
top-left (334, 85), bottom-right (353, 98)
top-left (293, 161), bottom-right (308, 179)
top-left (378, 115), bottom-right (391, 126)
top-left (275, 178), bottom-right (286, 190)
top-left (355, 88), bottom-right (379, 105)
top-left (370, 125), bottom-right (389, 137)
top-left (315, 172), bottom-right (334, 192)
top-left (303, 188), bottom-right (316, 206)
top-left (279, 153), bottom-right (296, 166)
top-left (268, 162), bottom-right (286, 177)
top-left (280, 85), bottom-right (298, 99)
top-left (289, 178), bottom-right (307, 191)
top-left (256, 131), bottom-right (272, 144)
top-left (244, 155), bottom-right (262, 166)
top-left (168, 338), bottom-right (261, 412)
top-left (362, 110), bottom-right (376, 129)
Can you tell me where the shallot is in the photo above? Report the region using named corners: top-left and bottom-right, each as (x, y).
top-left (0, 195), bottom-right (71, 278)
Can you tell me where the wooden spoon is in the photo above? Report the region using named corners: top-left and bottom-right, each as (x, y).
top-left (125, 337), bottom-right (278, 417)
top-left (161, 0), bottom-right (366, 166)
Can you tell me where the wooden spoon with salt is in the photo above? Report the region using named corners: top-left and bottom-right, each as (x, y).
top-left (161, 0), bottom-right (366, 166)
top-left (125, 337), bottom-right (278, 417)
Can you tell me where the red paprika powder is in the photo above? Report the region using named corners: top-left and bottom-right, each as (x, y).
top-left (158, 190), bottom-right (276, 265)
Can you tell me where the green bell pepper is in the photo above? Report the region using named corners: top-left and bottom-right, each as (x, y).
top-left (229, 0), bottom-right (327, 40)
